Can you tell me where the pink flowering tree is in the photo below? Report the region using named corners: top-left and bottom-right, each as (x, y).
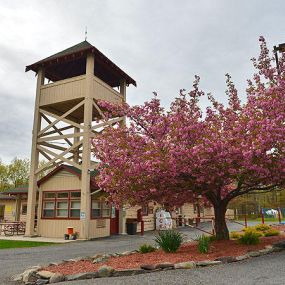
top-left (92, 37), bottom-right (285, 240)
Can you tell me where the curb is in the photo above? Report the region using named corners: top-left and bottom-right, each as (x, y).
top-left (13, 241), bottom-right (285, 284)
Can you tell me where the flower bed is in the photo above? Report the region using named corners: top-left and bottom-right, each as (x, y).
top-left (45, 235), bottom-right (285, 276)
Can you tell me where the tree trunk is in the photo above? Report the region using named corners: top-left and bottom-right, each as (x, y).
top-left (214, 204), bottom-right (229, 240)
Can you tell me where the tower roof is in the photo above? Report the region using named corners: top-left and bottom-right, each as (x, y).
top-left (26, 41), bottom-right (136, 87)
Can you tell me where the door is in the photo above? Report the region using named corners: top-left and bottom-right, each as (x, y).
top-left (0, 205), bottom-right (4, 221)
top-left (110, 205), bottom-right (119, 235)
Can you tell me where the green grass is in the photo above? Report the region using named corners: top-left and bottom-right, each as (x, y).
top-left (0, 240), bottom-right (56, 249)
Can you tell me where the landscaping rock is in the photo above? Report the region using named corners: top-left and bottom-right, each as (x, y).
top-left (272, 241), bottom-right (285, 249)
top-left (259, 248), bottom-right (274, 255)
top-left (248, 251), bottom-right (261, 257)
top-left (155, 262), bottom-right (174, 269)
top-left (93, 256), bottom-right (109, 263)
top-left (272, 246), bottom-right (283, 252)
top-left (49, 272), bottom-right (65, 283)
top-left (65, 272), bottom-right (98, 281)
top-left (215, 256), bottom-right (236, 263)
top-left (22, 268), bottom-right (38, 284)
top-left (174, 261), bottom-right (196, 269)
top-left (140, 264), bottom-right (157, 270)
top-left (196, 260), bottom-right (222, 267)
top-left (113, 269), bottom-right (145, 277)
top-left (98, 265), bottom-right (115, 277)
top-left (37, 270), bottom-right (54, 279)
top-left (36, 279), bottom-right (49, 285)
top-left (121, 250), bottom-right (132, 256)
top-left (235, 254), bottom-right (249, 261)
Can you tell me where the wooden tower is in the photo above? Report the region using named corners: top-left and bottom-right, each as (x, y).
top-left (25, 41), bottom-right (136, 238)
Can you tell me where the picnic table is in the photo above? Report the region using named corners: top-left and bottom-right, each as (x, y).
top-left (0, 221), bottom-right (26, 236)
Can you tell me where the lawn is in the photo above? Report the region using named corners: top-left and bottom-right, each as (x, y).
top-left (0, 240), bottom-right (56, 249)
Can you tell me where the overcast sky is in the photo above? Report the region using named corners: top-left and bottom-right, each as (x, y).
top-left (0, 0), bottom-right (284, 163)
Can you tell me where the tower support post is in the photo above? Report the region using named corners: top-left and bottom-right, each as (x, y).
top-left (80, 53), bottom-right (94, 239)
top-left (25, 68), bottom-right (45, 236)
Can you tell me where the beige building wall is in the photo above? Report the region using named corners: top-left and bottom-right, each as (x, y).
top-left (1, 200), bottom-right (16, 221)
top-left (38, 169), bottom-right (111, 239)
top-left (125, 202), bottom-right (160, 233)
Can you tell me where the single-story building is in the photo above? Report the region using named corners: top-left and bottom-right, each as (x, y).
top-left (1, 164), bottom-right (232, 238)
top-left (0, 187), bottom-right (29, 223)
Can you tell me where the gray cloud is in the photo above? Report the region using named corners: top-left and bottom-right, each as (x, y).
top-left (0, 0), bottom-right (285, 163)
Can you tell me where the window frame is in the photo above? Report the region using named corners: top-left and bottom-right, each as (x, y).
top-left (41, 190), bottom-right (81, 220)
top-left (142, 205), bottom-right (149, 216)
top-left (21, 204), bottom-right (28, 215)
top-left (91, 197), bottom-right (111, 219)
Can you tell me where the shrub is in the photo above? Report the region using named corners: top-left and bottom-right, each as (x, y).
top-left (238, 230), bottom-right (260, 245)
top-left (155, 230), bottom-right (184, 253)
top-left (244, 227), bottom-right (263, 237)
top-left (255, 224), bottom-right (271, 232)
top-left (264, 229), bottom-right (280, 237)
top-left (197, 235), bottom-right (211, 253)
top-left (230, 231), bottom-right (241, 239)
top-left (139, 244), bottom-right (156, 253)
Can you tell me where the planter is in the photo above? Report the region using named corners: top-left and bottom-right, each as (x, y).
top-left (64, 234), bottom-right (70, 240)
top-left (70, 234), bottom-right (77, 240)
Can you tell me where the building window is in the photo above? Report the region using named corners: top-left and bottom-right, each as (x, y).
top-left (42, 191), bottom-right (81, 219)
top-left (142, 205), bottom-right (149, 216)
top-left (91, 199), bottom-right (111, 219)
top-left (21, 204), bottom-right (27, 215)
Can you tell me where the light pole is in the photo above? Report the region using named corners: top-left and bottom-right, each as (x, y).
top-left (274, 42), bottom-right (285, 74)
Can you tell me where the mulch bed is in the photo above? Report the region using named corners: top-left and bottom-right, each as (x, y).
top-left (45, 235), bottom-right (285, 275)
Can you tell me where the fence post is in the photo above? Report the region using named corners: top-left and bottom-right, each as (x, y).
top-left (244, 215), bottom-right (248, 228)
top-left (261, 208), bottom-right (265, 224)
top-left (141, 220), bottom-right (144, 236)
top-left (211, 218), bottom-right (215, 235)
top-left (278, 207), bottom-right (282, 224)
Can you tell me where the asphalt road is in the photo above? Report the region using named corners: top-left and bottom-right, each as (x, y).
top-left (0, 221), bottom-right (260, 285)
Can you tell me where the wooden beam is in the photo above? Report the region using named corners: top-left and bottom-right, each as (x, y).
top-left (38, 100), bottom-right (84, 136)
top-left (39, 109), bottom-right (83, 130)
top-left (37, 145), bottom-right (82, 170)
top-left (91, 117), bottom-right (123, 130)
top-left (41, 114), bottom-right (73, 146)
top-left (38, 125), bottom-right (73, 137)
top-left (38, 141), bottom-right (67, 152)
top-left (93, 100), bottom-right (106, 119)
top-left (37, 132), bottom-right (83, 142)
top-left (39, 149), bottom-right (52, 161)
top-left (35, 139), bottom-right (83, 174)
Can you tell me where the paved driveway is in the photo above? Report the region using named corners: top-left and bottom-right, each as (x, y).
top-left (1, 221), bottom-right (255, 285)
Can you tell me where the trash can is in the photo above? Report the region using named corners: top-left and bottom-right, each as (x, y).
top-left (126, 219), bottom-right (137, 235)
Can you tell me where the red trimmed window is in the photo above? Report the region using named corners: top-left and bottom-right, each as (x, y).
top-left (42, 191), bottom-right (81, 219)
top-left (91, 198), bottom-right (111, 219)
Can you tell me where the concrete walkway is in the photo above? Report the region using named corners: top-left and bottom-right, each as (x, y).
top-left (0, 235), bottom-right (75, 243)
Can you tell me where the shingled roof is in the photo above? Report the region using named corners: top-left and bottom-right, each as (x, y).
top-left (4, 185), bottom-right (28, 195)
top-left (26, 40), bottom-right (136, 88)
top-left (0, 193), bottom-right (16, 200)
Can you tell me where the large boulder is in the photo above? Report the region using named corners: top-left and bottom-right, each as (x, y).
top-left (65, 272), bottom-right (98, 281)
top-left (98, 265), bottom-right (115, 277)
top-left (174, 261), bottom-right (196, 269)
top-left (49, 273), bottom-right (65, 283)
